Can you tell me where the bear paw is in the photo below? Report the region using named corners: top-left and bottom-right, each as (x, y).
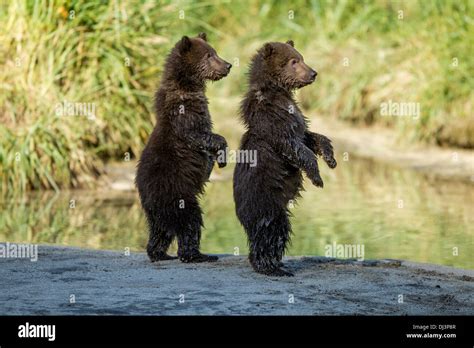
top-left (148, 252), bottom-right (178, 262)
top-left (263, 267), bottom-right (294, 277)
top-left (308, 172), bottom-right (324, 188)
top-left (179, 252), bottom-right (219, 263)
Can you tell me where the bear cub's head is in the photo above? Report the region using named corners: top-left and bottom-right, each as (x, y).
top-left (176, 32), bottom-right (232, 81)
top-left (254, 40), bottom-right (317, 90)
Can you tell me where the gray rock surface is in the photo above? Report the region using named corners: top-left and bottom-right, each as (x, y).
top-left (1, 246), bottom-right (473, 315)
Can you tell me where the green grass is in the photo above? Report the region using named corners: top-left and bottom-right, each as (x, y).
top-left (1, 0), bottom-right (473, 195)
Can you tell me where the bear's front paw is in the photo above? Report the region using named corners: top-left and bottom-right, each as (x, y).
top-left (308, 172), bottom-right (324, 188)
top-left (216, 157), bottom-right (227, 168)
top-left (212, 134), bottom-right (228, 152)
top-left (315, 135), bottom-right (337, 169)
top-left (324, 154), bottom-right (337, 169)
top-left (213, 135), bottom-right (228, 168)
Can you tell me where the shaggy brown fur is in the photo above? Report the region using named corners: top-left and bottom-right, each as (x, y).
top-left (136, 33), bottom-right (232, 263)
top-left (233, 40), bottom-right (337, 276)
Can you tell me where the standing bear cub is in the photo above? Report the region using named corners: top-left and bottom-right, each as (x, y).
top-left (136, 33), bottom-right (231, 263)
top-left (233, 40), bottom-right (337, 276)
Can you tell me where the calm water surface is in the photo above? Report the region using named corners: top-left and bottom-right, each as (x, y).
top-left (1, 157), bottom-right (472, 269)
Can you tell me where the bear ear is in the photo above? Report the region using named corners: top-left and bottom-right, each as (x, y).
top-left (263, 43), bottom-right (274, 59)
top-left (286, 40), bottom-right (294, 47)
top-left (178, 36), bottom-right (192, 53)
top-left (197, 32), bottom-right (207, 41)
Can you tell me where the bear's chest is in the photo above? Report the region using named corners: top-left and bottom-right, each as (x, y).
top-left (286, 104), bottom-right (307, 136)
top-left (173, 94), bottom-right (212, 130)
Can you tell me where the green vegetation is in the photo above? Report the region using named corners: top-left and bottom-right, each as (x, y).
top-left (1, 0), bottom-right (473, 194)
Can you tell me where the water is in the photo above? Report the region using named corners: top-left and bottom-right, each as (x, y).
top-left (1, 157), bottom-right (472, 269)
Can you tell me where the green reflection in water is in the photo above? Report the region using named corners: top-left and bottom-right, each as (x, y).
top-left (1, 157), bottom-right (472, 269)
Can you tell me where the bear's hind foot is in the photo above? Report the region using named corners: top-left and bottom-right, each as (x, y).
top-left (259, 267), bottom-right (294, 277)
top-left (252, 262), bottom-right (294, 277)
top-left (179, 252), bottom-right (218, 263)
top-left (148, 251), bottom-right (178, 262)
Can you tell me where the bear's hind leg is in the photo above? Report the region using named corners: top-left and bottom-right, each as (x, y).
top-left (147, 231), bottom-right (177, 262)
top-left (177, 232), bottom-right (218, 263)
top-left (177, 203), bottom-right (218, 263)
top-left (274, 212), bottom-right (292, 269)
top-left (146, 213), bottom-right (177, 262)
top-left (248, 212), bottom-right (293, 277)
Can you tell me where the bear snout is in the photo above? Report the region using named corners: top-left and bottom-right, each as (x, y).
top-left (211, 57), bottom-right (232, 77)
top-left (220, 60), bottom-right (232, 75)
top-left (218, 62), bottom-right (232, 77)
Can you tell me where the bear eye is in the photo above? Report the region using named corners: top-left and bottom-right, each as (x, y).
top-left (290, 59), bottom-right (298, 66)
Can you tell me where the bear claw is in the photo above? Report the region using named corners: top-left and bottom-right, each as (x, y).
top-left (310, 175), bottom-right (324, 188)
top-left (324, 156), bottom-right (337, 169)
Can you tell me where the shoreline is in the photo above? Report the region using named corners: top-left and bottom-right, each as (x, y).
top-left (312, 115), bottom-right (474, 184)
top-left (1, 245), bottom-right (472, 315)
top-left (98, 113), bottom-right (473, 192)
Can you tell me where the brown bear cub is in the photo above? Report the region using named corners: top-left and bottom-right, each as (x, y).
top-left (233, 40), bottom-right (337, 276)
top-left (136, 33), bottom-right (231, 263)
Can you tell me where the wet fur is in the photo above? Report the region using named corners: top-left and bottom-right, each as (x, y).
top-left (233, 41), bottom-right (337, 276)
top-left (136, 34), bottom-right (231, 263)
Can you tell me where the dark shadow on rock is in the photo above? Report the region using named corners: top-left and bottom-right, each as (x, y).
top-left (284, 256), bottom-right (402, 273)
